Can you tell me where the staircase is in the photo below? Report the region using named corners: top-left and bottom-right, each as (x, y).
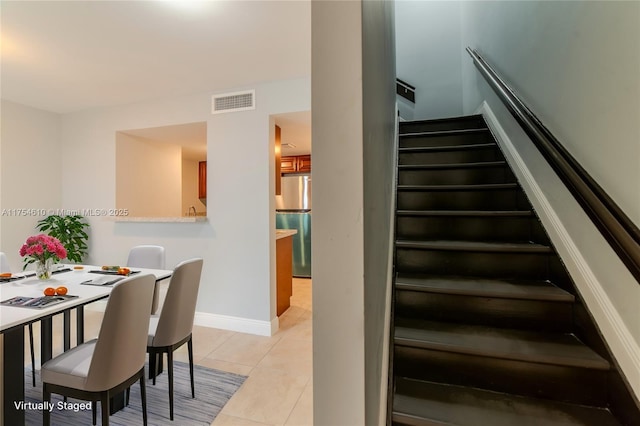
top-left (390, 115), bottom-right (634, 425)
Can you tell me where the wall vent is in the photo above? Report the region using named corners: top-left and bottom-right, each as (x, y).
top-left (212, 90), bottom-right (255, 114)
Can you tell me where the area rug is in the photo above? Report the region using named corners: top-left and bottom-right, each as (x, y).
top-left (23, 361), bottom-right (246, 425)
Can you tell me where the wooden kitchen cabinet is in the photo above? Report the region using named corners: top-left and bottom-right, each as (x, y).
top-left (276, 234), bottom-right (293, 316)
top-left (281, 156), bottom-right (297, 173)
top-left (281, 155), bottom-right (311, 174)
top-left (198, 161), bottom-right (207, 199)
top-left (275, 125), bottom-right (282, 195)
top-left (296, 155), bottom-right (311, 172)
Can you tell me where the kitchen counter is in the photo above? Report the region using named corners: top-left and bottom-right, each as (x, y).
top-left (276, 229), bottom-right (298, 239)
top-left (114, 216), bottom-right (208, 223)
top-left (276, 229), bottom-right (297, 316)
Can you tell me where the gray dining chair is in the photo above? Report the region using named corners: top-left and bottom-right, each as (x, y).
top-left (42, 274), bottom-right (156, 426)
top-left (127, 245), bottom-right (166, 314)
top-left (147, 258), bottom-right (203, 421)
top-left (0, 251), bottom-right (10, 273)
top-left (0, 251), bottom-right (37, 387)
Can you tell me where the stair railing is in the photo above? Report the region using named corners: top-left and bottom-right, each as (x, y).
top-left (466, 47), bottom-right (640, 283)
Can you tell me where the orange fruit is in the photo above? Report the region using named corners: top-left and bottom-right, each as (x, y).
top-left (44, 287), bottom-right (56, 296)
top-left (55, 286), bottom-right (68, 296)
top-left (117, 267), bottom-right (130, 276)
top-left (0, 272), bottom-right (12, 278)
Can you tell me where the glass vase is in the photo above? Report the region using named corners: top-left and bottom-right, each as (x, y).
top-left (36, 258), bottom-right (54, 280)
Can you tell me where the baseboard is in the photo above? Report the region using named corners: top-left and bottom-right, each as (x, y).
top-left (194, 311), bottom-right (278, 337)
top-left (478, 101), bottom-right (640, 398)
top-left (87, 300), bottom-right (278, 336)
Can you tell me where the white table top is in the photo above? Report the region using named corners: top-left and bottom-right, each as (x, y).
top-left (0, 265), bottom-right (171, 332)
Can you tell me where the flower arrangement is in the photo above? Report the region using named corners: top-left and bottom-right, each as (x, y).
top-left (20, 234), bottom-right (67, 279)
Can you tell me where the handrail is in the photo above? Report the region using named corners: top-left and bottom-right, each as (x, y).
top-left (466, 47), bottom-right (640, 283)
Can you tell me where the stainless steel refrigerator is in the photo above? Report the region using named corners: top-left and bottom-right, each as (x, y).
top-left (276, 174), bottom-right (311, 278)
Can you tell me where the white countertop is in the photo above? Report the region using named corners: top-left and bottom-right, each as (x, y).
top-left (114, 216), bottom-right (208, 223)
top-left (276, 229), bottom-right (297, 240)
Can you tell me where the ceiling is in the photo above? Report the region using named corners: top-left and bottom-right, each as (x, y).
top-left (0, 0), bottom-right (311, 114)
top-left (1, 0), bottom-right (311, 156)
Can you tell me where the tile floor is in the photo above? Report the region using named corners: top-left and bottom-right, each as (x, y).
top-left (25, 278), bottom-right (313, 426)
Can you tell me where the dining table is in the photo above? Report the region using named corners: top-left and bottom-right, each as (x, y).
top-left (0, 265), bottom-right (172, 426)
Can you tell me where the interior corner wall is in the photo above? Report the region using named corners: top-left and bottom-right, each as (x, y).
top-left (362, 1), bottom-right (397, 425)
top-left (0, 100), bottom-right (62, 271)
top-left (395, 0), bottom-right (463, 120)
top-left (115, 133), bottom-right (182, 217)
top-left (312, 0), bottom-right (366, 424)
top-left (460, 1), bottom-right (640, 397)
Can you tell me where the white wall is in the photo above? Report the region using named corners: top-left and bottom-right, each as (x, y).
top-left (181, 158), bottom-right (206, 216)
top-left (0, 100), bottom-right (62, 271)
top-left (461, 0), bottom-right (640, 397)
top-left (116, 133), bottom-right (182, 217)
top-left (56, 77), bottom-right (310, 334)
top-left (312, 1), bottom-right (365, 424)
top-left (395, 1), bottom-right (463, 120)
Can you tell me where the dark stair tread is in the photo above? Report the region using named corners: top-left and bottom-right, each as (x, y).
top-left (398, 161), bottom-right (507, 170)
top-left (395, 240), bottom-right (552, 253)
top-left (394, 320), bottom-right (610, 370)
top-left (397, 183), bottom-right (519, 192)
top-left (399, 115), bottom-right (486, 133)
top-left (393, 378), bottom-right (620, 426)
top-left (396, 210), bottom-right (534, 218)
top-left (399, 143), bottom-right (496, 153)
top-left (400, 127), bottom-right (490, 138)
top-left (395, 275), bottom-right (574, 302)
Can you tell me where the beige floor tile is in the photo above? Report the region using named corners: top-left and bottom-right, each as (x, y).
top-left (277, 318), bottom-right (311, 341)
top-left (207, 332), bottom-right (281, 367)
top-left (174, 325), bottom-right (235, 363)
top-left (198, 358), bottom-right (254, 377)
top-left (221, 367), bottom-right (309, 425)
top-left (284, 382), bottom-right (313, 426)
top-left (279, 305), bottom-right (306, 322)
top-left (212, 413), bottom-right (275, 426)
top-left (257, 336), bottom-right (312, 377)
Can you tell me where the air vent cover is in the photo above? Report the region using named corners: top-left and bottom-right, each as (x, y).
top-left (212, 90), bottom-right (255, 114)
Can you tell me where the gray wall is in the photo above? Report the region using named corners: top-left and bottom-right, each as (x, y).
top-left (461, 0), bottom-right (640, 398)
top-left (461, 0), bottom-right (639, 226)
top-left (312, 1), bottom-right (397, 424)
top-left (363, 1), bottom-right (397, 425)
top-left (395, 1), bottom-right (463, 120)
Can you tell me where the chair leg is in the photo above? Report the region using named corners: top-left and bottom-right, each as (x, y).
top-left (92, 401), bottom-right (97, 425)
top-left (168, 350), bottom-right (174, 421)
top-left (126, 387), bottom-right (130, 406)
top-left (28, 323), bottom-right (36, 387)
top-left (149, 352), bottom-right (156, 384)
top-left (43, 384), bottom-right (51, 426)
top-left (101, 393), bottom-right (110, 426)
top-left (188, 336), bottom-right (195, 398)
top-left (140, 372), bottom-right (148, 426)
